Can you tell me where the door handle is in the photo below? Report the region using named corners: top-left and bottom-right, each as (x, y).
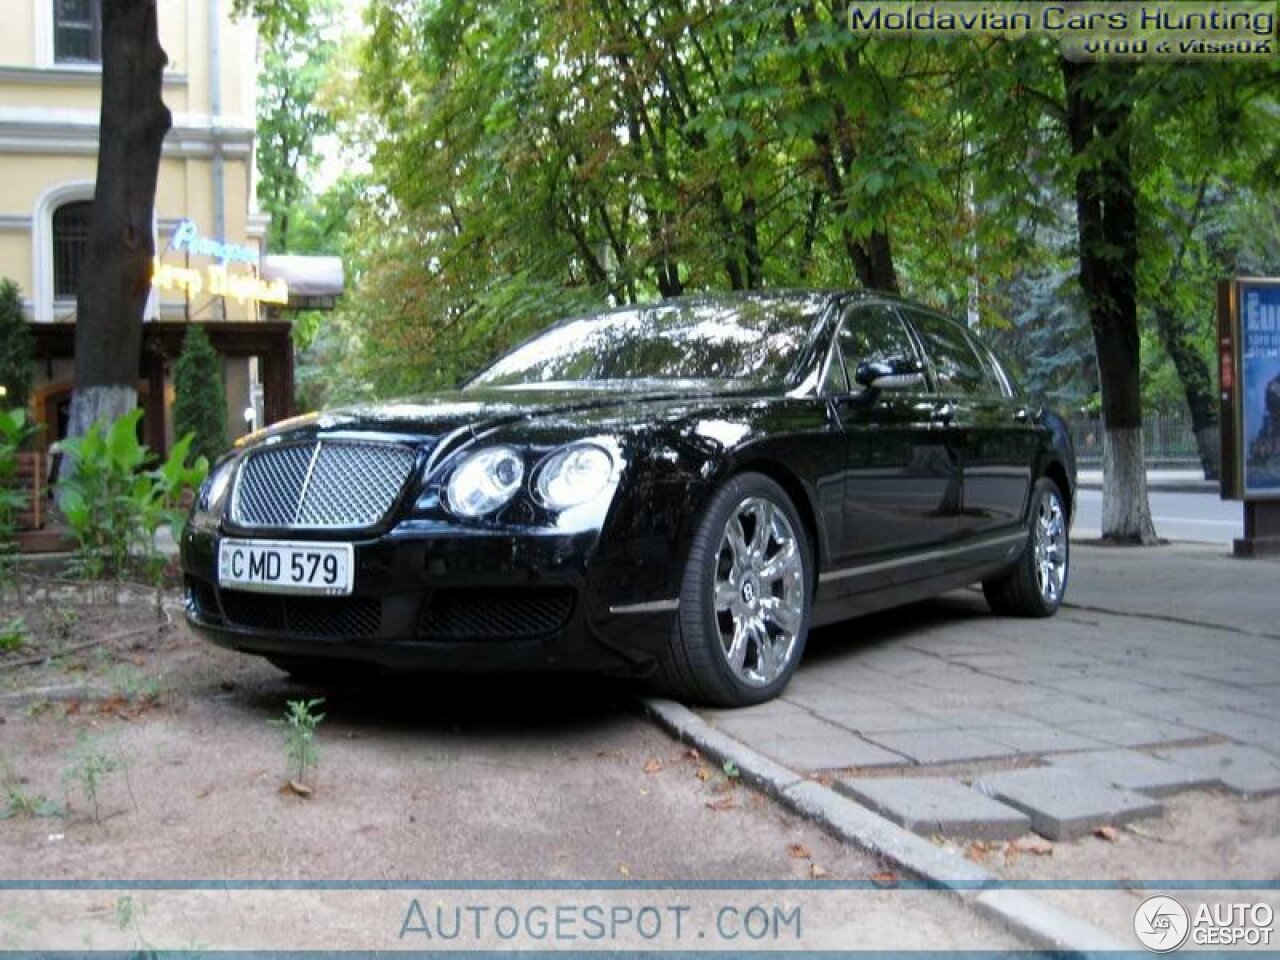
top-left (932, 401), bottom-right (956, 424)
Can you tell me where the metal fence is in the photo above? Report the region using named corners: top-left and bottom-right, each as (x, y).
top-left (1068, 413), bottom-right (1200, 465)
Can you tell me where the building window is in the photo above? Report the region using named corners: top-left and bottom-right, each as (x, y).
top-left (54, 0), bottom-right (102, 64)
top-left (52, 201), bottom-right (93, 299)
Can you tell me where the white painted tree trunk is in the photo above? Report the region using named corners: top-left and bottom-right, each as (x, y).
top-left (54, 385), bottom-right (138, 502)
top-left (1101, 426), bottom-right (1159, 544)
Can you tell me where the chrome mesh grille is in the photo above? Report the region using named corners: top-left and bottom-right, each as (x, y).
top-left (232, 440), bottom-right (417, 529)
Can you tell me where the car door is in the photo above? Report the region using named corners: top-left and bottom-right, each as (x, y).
top-left (902, 309), bottom-right (1036, 538)
top-left (826, 303), bottom-right (961, 578)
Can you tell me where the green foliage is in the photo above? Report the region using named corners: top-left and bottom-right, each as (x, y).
top-left (0, 280), bottom-right (33, 412)
top-left (55, 410), bottom-right (208, 582)
top-left (0, 615), bottom-right (25, 652)
top-left (0, 408), bottom-right (35, 593)
top-left (273, 698), bottom-right (325, 787)
top-left (172, 325), bottom-right (228, 465)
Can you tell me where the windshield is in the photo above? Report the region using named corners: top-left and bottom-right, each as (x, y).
top-left (466, 296), bottom-right (828, 389)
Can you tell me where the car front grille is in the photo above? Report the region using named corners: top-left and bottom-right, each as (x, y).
top-left (418, 588), bottom-right (575, 640)
top-left (230, 440), bottom-right (417, 529)
top-left (216, 589), bottom-right (383, 638)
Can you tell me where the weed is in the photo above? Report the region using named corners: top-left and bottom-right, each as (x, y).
top-left (0, 755), bottom-right (62, 820)
top-left (272, 698), bottom-right (325, 788)
top-left (107, 665), bottom-right (164, 703)
top-left (62, 734), bottom-right (127, 824)
top-left (722, 759), bottom-right (741, 780)
top-left (0, 616), bottom-right (25, 653)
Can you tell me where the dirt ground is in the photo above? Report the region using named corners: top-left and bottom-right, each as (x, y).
top-left (0, 582), bottom-right (1023, 951)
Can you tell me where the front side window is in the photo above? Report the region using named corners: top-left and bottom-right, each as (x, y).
top-left (53, 201), bottom-right (93, 298)
top-left (905, 310), bottom-right (991, 397)
top-left (54, 0), bottom-right (102, 64)
top-left (832, 304), bottom-right (921, 394)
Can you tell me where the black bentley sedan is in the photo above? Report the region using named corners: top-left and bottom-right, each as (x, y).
top-left (182, 291), bottom-right (1075, 707)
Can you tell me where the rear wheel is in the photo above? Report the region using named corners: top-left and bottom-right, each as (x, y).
top-left (655, 473), bottom-right (811, 707)
top-left (983, 477), bottom-right (1069, 617)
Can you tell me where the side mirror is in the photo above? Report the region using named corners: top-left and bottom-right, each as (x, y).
top-left (854, 356), bottom-right (926, 391)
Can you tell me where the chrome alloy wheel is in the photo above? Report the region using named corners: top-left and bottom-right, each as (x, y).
top-left (1033, 492), bottom-right (1068, 605)
top-left (712, 497), bottom-right (805, 687)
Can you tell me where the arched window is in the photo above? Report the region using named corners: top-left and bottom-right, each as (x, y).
top-left (52, 201), bottom-right (93, 299)
top-left (54, 0), bottom-right (102, 63)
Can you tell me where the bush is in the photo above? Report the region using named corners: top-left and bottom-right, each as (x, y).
top-left (172, 325), bottom-right (228, 464)
top-left (55, 410), bottom-right (208, 582)
top-left (0, 408), bottom-right (34, 593)
top-left (0, 280), bottom-right (33, 412)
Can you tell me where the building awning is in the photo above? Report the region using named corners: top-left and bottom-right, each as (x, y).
top-left (261, 255), bottom-right (345, 310)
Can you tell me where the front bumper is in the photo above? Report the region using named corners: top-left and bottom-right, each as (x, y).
top-left (180, 521), bottom-right (679, 676)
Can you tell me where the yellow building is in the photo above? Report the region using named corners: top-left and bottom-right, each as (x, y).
top-left (0, 0), bottom-right (297, 456)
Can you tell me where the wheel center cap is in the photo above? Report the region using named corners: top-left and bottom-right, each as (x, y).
top-left (740, 577), bottom-right (758, 606)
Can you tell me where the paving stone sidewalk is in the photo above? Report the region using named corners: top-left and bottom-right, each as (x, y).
top-left (699, 543), bottom-right (1280, 841)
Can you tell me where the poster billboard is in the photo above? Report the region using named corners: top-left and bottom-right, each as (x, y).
top-left (1240, 281), bottom-right (1280, 498)
top-left (1221, 278), bottom-right (1280, 501)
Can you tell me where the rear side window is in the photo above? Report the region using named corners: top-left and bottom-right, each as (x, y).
top-left (904, 310), bottom-right (994, 397)
top-left (833, 304), bottom-right (921, 394)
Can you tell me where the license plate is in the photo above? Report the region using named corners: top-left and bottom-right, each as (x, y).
top-left (218, 539), bottom-right (354, 596)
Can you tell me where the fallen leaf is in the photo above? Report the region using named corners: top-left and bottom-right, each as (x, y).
top-left (618, 864), bottom-right (631, 878)
top-left (284, 780), bottom-right (313, 798)
top-left (642, 757), bottom-right (662, 775)
top-left (1013, 836), bottom-right (1053, 856)
top-left (695, 766), bottom-right (712, 781)
top-left (685, 748), bottom-right (701, 762)
top-left (869, 870), bottom-right (898, 888)
top-left (1095, 825), bottom-right (1119, 843)
top-left (705, 796), bottom-right (738, 812)
top-left (964, 843), bottom-right (989, 863)
top-left (809, 863), bottom-right (830, 880)
top-left (788, 843), bottom-right (811, 860)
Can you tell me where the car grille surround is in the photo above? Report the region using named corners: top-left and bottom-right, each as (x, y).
top-left (418, 588), bottom-right (576, 640)
top-left (231, 439), bottom-right (417, 530)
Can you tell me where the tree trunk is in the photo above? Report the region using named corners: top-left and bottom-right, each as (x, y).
top-left (1153, 304), bottom-right (1220, 480)
top-left (64, 0), bottom-right (172, 461)
top-left (1061, 57), bottom-right (1157, 544)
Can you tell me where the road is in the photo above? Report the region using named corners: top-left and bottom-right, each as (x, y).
top-left (1073, 488), bottom-right (1242, 543)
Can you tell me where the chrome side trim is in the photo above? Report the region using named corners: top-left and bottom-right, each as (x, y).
top-left (818, 530), bottom-right (1026, 584)
top-left (609, 598), bottom-right (680, 615)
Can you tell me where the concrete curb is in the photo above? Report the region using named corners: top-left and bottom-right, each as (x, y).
top-left (1078, 481), bottom-right (1218, 495)
top-left (642, 697), bottom-right (1126, 955)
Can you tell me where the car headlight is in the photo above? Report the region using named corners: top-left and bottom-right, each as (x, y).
top-left (536, 444), bottom-right (614, 509)
top-left (446, 445), bottom-right (524, 517)
top-left (195, 460), bottom-right (235, 519)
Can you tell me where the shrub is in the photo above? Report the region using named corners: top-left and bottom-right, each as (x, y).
top-left (0, 408), bottom-right (34, 594)
top-left (172, 325), bottom-right (228, 464)
top-left (55, 410), bottom-right (208, 582)
top-left (0, 280), bottom-right (33, 412)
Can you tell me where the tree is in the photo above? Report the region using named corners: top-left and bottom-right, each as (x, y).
top-left (0, 280), bottom-right (34, 411)
top-left (172, 325), bottom-right (228, 463)
top-left (254, 0), bottom-right (338, 252)
top-left (64, 0), bottom-right (171, 459)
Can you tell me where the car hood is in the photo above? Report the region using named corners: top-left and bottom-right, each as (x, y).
top-left (239, 385), bottom-right (775, 448)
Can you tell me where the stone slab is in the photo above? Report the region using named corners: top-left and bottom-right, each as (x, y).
top-left (1154, 744), bottom-right (1280, 797)
top-left (973, 766), bottom-right (1164, 841)
top-left (864, 729), bottom-right (1013, 765)
top-left (755, 733), bottom-right (907, 771)
top-left (837, 776), bottom-right (1031, 840)
top-left (1047, 749), bottom-right (1218, 797)
top-left (1062, 718), bottom-right (1206, 749)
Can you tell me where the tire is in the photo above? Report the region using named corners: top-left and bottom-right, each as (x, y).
top-left (654, 473), bottom-right (812, 707)
top-left (982, 477), bottom-right (1069, 618)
